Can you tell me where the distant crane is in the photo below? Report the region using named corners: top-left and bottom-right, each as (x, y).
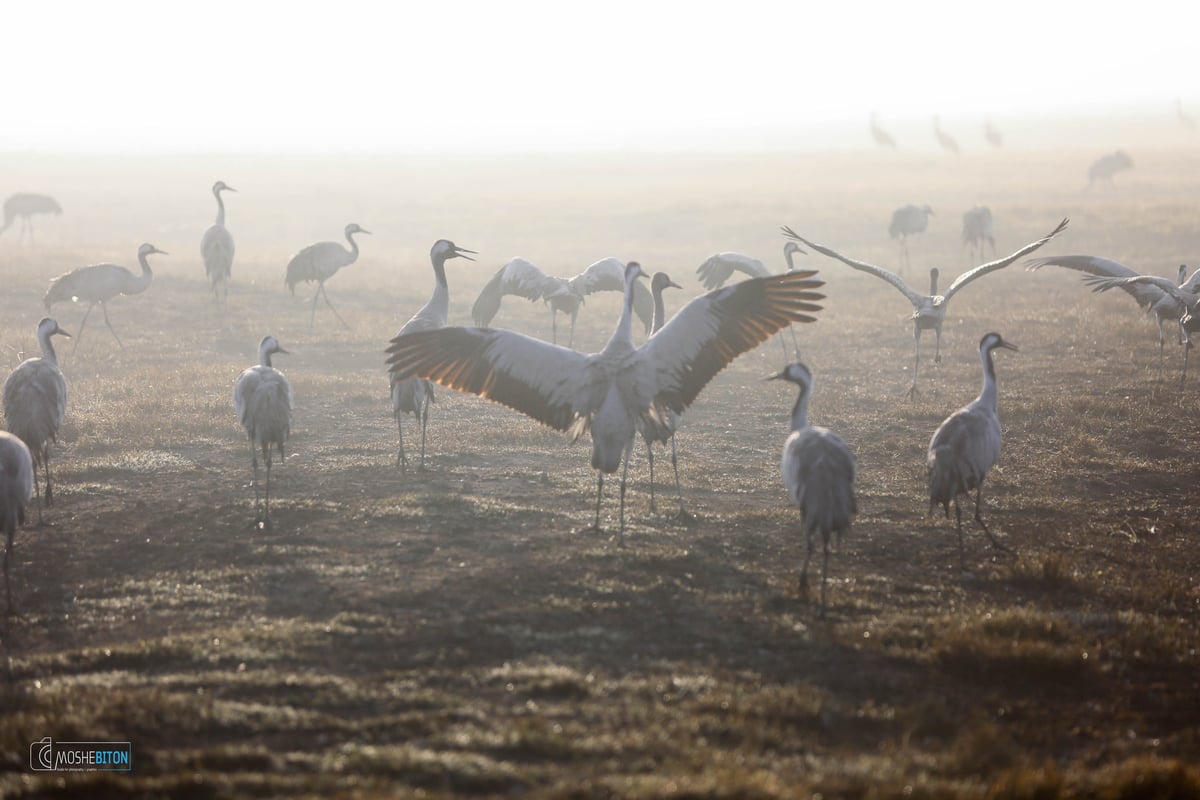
top-left (696, 242), bottom-right (807, 358)
top-left (933, 115), bottom-right (960, 154)
top-left (233, 335), bottom-right (292, 529)
top-left (0, 193), bottom-right (62, 244)
top-left (471, 256), bottom-right (655, 348)
top-left (1026, 256), bottom-right (1196, 375)
top-left (887, 204), bottom-right (934, 274)
top-left (638, 271), bottom-right (685, 514)
top-left (783, 218), bottom-right (1068, 398)
top-left (1177, 99), bottom-right (1196, 131)
top-left (1082, 270), bottom-right (1200, 384)
top-left (1087, 150), bottom-right (1134, 188)
top-left (2, 318), bottom-right (70, 523)
top-left (44, 243), bottom-right (164, 352)
top-left (285, 223), bottom-right (371, 330)
top-left (769, 361), bottom-right (856, 615)
top-left (984, 118), bottom-right (1004, 148)
top-left (387, 262), bottom-right (825, 543)
top-left (1, 431), bottom-right (34, 614)
top-left (201, 181), bottom-right (236, 305)
top-left (870, 112), bottom-right (897, 148)
top-left (961, 206), bottom-right (996, 261)
top-left (928, 332), bottom-right (1018, 571)
top-left (390, 239), bottom-right (477, 473)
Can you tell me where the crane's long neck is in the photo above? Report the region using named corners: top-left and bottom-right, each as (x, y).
top-left (651, 287), bottom-right (668, 334)
top-left (929, 269), bottom-right (939, 295)
top-left (133, 251), bottom-right (154, 292)
top-left (38, 328), bottom-right (59, 366)
top-left (784, 245), bottom-right (797, 272)
top-left (214, 188), bottom-right (226, 226)
top-left (425, 253), bottom-right (452, 322)
top-left (603, 272), bottom-right (640, 353)
top-left (978, 344), bottom-right (1000, 411)
top-left (260, 342), bottom-right (274, 369)
top-left (345, 231), bottom-right (362, 263)
top-left (789, 384), bottom-right (811, 432)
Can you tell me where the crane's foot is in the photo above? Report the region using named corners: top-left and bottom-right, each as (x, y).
top-left (798, 571), bottom-right (810, 597)
top-left (906, 383), bottom-right (919, 401)
top-left (674, 506), bottom-right (694, 522)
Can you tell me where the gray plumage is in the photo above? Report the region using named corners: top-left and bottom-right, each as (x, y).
top-left (233, 335), bottom-right (293, 529)
top-left (870, 112), bottom-right (896, 148)
top-left (695, 242), bottom-right (807, 359)
top-left (390, 239), bottom-right (476, 473)
top-left (962, 207), bottom-right (995, 262)
top-left (927, 332), bottom-right (1017, 570)
top-left (201, 180), bottom-right (236, 304)
top-left (0, 431), bottom-right (34, 614)
top-left (44, 242), bottom-right (165, 352)
top-left (1087, 150), bottom-right (1134, 187)
top-left (284, 223), bottom-right (370, 330)
top-left (888, 204), bottom-right (935, 272)
top-left (387, 262), bottom-right (825, 543)
top-left (638, 271), bottom-right (685, 514)
top-left (771, 361), bottom-right (856, 614)
top-left (783, 218), bottom-right (1067, 398)
top-left (0, 192), bottom-right (62, 243)
top-left (3, 317), bottom-right (70, 522)
top-left (933, 115), bottom-right (960, 155)
top-left (1028, 257), bottom-right (1195, 377)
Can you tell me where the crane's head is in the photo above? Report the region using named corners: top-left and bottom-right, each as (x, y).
top-left (430, 239), bottom-right (476, 263)
top-left (765, 361), bottom-right (813, 392)
top-left (980, 332), bottom-right (1018, 354)
top-left (213, 180), bottom-right (237, 194)
top-left (37, 317), bottom-right (71, 341)
top-left (650, 272), bottom-right (682, 294)
top-left (625, 262), bottom-right (648, 284)
top-left (138, 243), bottom-right (168, 258)
top-left (922, 205), bottom-right (935, 217)
top-left (784, 241), bottom-right (806, 257)
top-left (345, 223), bottom-right (372, 237)
top-left (260, 335), bottom-right (290, 358)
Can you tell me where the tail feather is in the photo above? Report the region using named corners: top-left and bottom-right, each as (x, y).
top-left (927, 446), bottom-right (960, 516)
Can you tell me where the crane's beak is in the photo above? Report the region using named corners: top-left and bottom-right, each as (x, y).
top-left (276, 346), bottom-right (291, 356)
top-left (454, 246), bottom-right (477, 261)
top-left (57, 327), bottom-right (72, 339)
top-left (153, 247), bottom-right (169, 256)
top-left (764, 370), bottom-right (784, 382)
top-left (359, 228), bottom-right (373, 235)
top-left (667, 278), bottom-right (683, 290)
top-left (226, 186), bottom-right (238, 192)
top-left (1000, 341), bottom-right (1018, 352)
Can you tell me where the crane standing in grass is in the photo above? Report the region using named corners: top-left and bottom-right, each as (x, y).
top-left (928, 332), bottom-right (1018, 571)
top-left (782, 218), bottom-right (1067, 398)
top-left (3, 318), bottom-right (70, 523)
top-left (0, 193), bottom-right (62, 244)
top-left (888, 204), bottom-right (934, 273)
top-left (962, 207), bottom-right (995, 262)
top-left (770, 361), bottom-right (856, 615)
top-left (43, 243), bottom-right (165, 353)
top-left (201, 181), bottom-right (236, 305)
top-left (233, 335), bottom-right (292, 530)
top-left (285, 223), bottom-right (371, 330)
top-left (390, 239), bottom-right (477, 473)
top-left (0, 431), bottom-right (34, 614)
top-left (387, 262), bottom-right (825, 543)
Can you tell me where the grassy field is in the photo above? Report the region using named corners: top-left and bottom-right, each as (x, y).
top-left (1, 145), bottom-right (1198, 798)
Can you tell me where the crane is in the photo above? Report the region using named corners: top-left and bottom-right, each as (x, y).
top-left (201, 180), bottom-right (236, 305)
top-left (1026, 256), bottom-right (1195, 375)
top-left (638, 271), bottom-right (684, 514)
top-left (1087, 151), bottom-right (1134, 188)
top-left (285, 223), bottom-right (371, 330)
top-left (869, 112), bottom-right (897, 148)
top-left (43, 243), bottom-right (165, 353)
top-left (471, 256), bottom-right (655, 348)
top-left (696, 242), bottom-right (807, 358)
top-left (387, 262), bottom-right (825, 543)
top-left (233, 335), bottom-right (292, 529)
top-left (1081, 271), bottom-right (1200, 384)
top-left (2, 318), bottom-right (70, 523)
top-left (928, 332), bottom-right (1018, 571)
top-left (1, 431), bottom-right (34, 614)
top-left (933, 115), bottom-right (961, 154)
top-left (984, 118), bottom-right (1004, 148)
top-left (961, 206), bottom-right (995, 261)
top-left (782, 218), bottom-right (1068, 398)
top-left (888, 204), bottom-right (934, 272)
top-left (390, 239), bottom-right (477, 473)
top-left (769, 361), bottom-right (856, 615)
top-left (0, 193), bottom-right (62, 244)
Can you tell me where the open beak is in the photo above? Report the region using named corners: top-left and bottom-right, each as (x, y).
top-left (454, 246), bottom-right (477, 261)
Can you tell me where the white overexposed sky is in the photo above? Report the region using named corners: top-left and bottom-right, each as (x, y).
top-left (2, 0), bottom-right (1195, 152)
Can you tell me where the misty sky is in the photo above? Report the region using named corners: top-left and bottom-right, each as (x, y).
top-left (4, 0), bottom-right (1193, 152)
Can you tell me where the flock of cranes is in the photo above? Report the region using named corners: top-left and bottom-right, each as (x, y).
top-left (0, 166), bottom-right (1195, 615)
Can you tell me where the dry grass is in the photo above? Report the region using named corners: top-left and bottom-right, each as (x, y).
top-left (1, 145), bottom-right (1198, 797)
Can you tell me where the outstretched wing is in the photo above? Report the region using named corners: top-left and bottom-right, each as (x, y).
top-left (644, 270), bottom-right (825, 414)
top-left (943, 217), bottom-right (1069, 300)
top-left (568, 257), bottom-right (653, 332)
top-left (472, 258), bottom-right (555, 326)
top-left (695, 252), bottom-right (770, 290)
top-left (780, 226), bottom-right (922, 307)
top-left (385, 327), bottom-right (594, 432)
top-left (1084, 274), bottom-right (1200, 308)
top-left (1024, 254), bottom-right (1166, 310)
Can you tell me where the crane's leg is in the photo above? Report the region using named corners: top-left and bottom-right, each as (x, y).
top-left (4, 527), bottom-right (13, 614)
top-left (617, 441), bottom-right (634, 547)
top-left (974, 483), bottom-right (1011, 554)
top-left (820, 533), bottom-right (830, 617)
top-left (250, 440), bottom-right (262, 526)
top-left (418, 398), bottom-right (429, 472)
top-left (933, 324), bottom-right (943, 365)
top-left (1181, 337), bottom-right (1192, 386)
top-left (907, 325), bottom-right (922, 400)
top-left (788, 324), bottom-right (800, 359)
top-left (72, 304), bottom-right (96, 354)
top-left (100, 302), bottom-right (126, 351)
top-left (798, 525), bottom-right (813, 593)
top-left (320, 284), bottom-right (352, 330)
top-left (568, 314), bottom-right (577, 350)
top-left (30, 458), bottom-right (44, 525)
top-left (395, 413), bottom-right (408, 473)
top-left (43, 456), bottom-right (53, 508)
top-left (646, 440), bottom-right (657, 514)
top-left (953, 496), bottom-right (966, 572)
top-left (262, 448), bottom-right (274, 531)
top-left (309, 288), bottom-right (321, 330)
top-left (669, 433), bottom-right (686, 516)
top-left (1156, 315), bottom-right (1166, 378)
top-left (591, 472), bottom-right (605, 531)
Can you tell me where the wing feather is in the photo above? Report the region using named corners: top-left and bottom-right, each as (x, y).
top-left (943, 218), bottom-right (1069, 299)
top-left (780, 226), bottom-right (923, 307)
top-left (695, 252), bottom-right (770, 290)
